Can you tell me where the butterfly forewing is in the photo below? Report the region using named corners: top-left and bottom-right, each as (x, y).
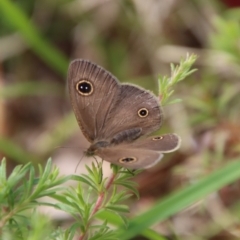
top-left (101, 84), bottom-right (163, 139)
top-left (68, 59), bottom-right (120, 142)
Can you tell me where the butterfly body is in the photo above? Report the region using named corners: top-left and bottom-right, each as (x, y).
top-left (68, 59), bottom-right (181, 169)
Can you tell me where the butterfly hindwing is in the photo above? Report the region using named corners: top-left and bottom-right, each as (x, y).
top-left (97, 147), bottom-right (163, 169)
top-left (131, 133), bottom-right (181, 152)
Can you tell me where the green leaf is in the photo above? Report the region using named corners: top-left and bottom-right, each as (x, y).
top-left (110, 192), bottom-right (133, 204)
top-left (0, 0), bottom-right (68, 75)
top-left (105, 204), bottom-right (129, 213)
top-left (72, 175), bottom-right (98, 192)
top-left (21, 166), bottom-right (35, 201)
top-left (114, 181), bottom-right (139, 198)
top-left (96, 209), bottom-right (124, 226)
top-left (7, 162), bottom-right (32, 189)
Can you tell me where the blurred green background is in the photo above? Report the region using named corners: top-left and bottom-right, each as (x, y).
top-left (1, 0), bottom-right (240, 239)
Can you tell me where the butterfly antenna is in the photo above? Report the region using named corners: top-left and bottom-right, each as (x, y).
top-left (75, 152), bottom-right (85, 173)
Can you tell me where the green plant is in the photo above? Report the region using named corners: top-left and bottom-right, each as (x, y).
top-left (158, 53), bottom-right (197, 105)
top-left (2, 154), bottom-right (240, 239)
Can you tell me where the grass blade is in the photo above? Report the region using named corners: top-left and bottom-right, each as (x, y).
top-left (0, 0), bottom-right (68, 75)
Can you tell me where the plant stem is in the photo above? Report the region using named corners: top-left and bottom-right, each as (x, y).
top-left (78, 172), bottom-right (117, 240)
top-left (105, 171), bottom-right (116, 190)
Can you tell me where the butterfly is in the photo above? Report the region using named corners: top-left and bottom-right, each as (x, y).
top-left (68, 59), bottom-right (180, 169)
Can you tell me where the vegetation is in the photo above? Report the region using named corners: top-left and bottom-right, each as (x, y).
top-left (1, 1), bottom-right (240, 239)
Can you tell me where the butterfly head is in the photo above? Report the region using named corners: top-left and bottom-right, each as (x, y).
top-left (86, 141), bottom-right (110, 156)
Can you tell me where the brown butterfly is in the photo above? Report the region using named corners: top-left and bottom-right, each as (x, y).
top-left (68, 59), bottom-right (181, 169)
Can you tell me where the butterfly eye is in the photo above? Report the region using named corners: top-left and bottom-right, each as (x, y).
top-left (76, 80), bottom-right (93, 96)
top-left (138, 108), bottom-right (148, 118)
top-left (152, 136), bottom-right (163, 141)
top-left (119, 157), bottom-right (137, 164)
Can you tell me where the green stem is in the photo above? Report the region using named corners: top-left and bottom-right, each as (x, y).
top-left (78, 172), bottom-right (117, 240)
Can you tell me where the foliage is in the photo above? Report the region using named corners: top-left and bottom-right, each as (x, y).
top-left (1, 0), bottom-right (240, 239)
top-left (158, 53), bottom-right (197, 105)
